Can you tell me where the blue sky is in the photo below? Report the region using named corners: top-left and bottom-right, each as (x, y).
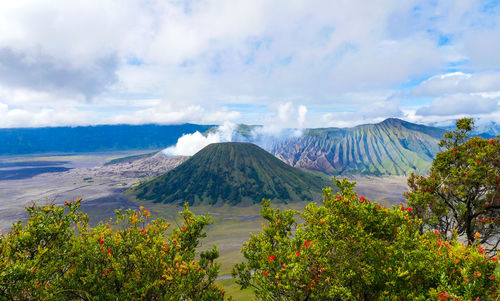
top-left (0, 0), bottom-right (499, 128)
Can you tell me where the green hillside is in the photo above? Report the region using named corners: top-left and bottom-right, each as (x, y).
top-left (271, 118), bottom-right (445, 175)
top-left (128, 142), bottom-right (331, 205)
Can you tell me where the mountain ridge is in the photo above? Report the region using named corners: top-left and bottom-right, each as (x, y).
top-left (0, 124), bottom-right (213, 154)
top-left (269, 118), bottom-right (445, 176)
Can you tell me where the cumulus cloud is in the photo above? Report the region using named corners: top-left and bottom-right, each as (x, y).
top-left (0, 48), bottom-right (118, 98)
top-left (0, 101), bottom-right (97, 127)
top-left (416, 93), bottom-right (499, 116)
top-left (0, 0), bottom-right (499, 126)
top-left (413, 72), bottom-right (500, 96)
top-left (403, 107), bottom-right (500, 128)
top-left (257, 102), bottom-right (309, 136)
top-left (110, 104), bottom-right (241, 125)
top-left (463, 28), bottom-right (500, 69)
top-left (320, 99), bottom-right (404, 127)
top-left (0, 99), bottom-right (240, 128)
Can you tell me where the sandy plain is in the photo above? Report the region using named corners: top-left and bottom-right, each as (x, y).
top-left (0, 151), bottom-right (189, 232)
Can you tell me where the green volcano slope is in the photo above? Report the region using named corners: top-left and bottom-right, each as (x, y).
top-left (129, 142), bottom-right (331, 205)
top-left (271, 118), bottom-right (445, 176)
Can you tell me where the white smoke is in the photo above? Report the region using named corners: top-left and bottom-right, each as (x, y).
top-left (245, 103), bottom-right (308, 150)
top-left (162, 121), bottom-right (236, 156)
top-left (161, 103), bottom-right (309, 156)
top-left (255, 102), bottom-right (308, 137)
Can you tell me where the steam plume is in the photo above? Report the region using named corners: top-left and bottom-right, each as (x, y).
top-left (162, 103), bottom-right (308, 156)
top-left (162, 122), bottom-right (235, 156)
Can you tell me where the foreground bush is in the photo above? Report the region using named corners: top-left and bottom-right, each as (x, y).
top-left (406, 118), bottom-right (500, 254)
top-left (233, 178), bottom-right (499, 300)
top-left (0, 199), bottom-right (225, 300)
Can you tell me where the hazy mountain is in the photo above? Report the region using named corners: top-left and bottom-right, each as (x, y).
top-left (473, 121), bottom-right (500, 138)
top-left (128, 142), bottom-right (331, 206)
top-left (430, 119), bottom-right (500, 139)
top-left (0, 124), bottom-right (212, 154)
top-left (270, 118), bottom-right (445, 176)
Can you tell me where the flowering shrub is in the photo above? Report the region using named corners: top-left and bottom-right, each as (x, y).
top-left (0, 199), bottom-right (226, 300)
top-left (233, 178), bottom-right (499, 300)
top-left (406, 118), bottom-right (500, 254)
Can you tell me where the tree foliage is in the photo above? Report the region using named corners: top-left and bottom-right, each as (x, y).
top-left (406, 118), bottom-right (500, 253)
top-left (233, 178), bottom-right (499, 300)
top-left (0, 199), bottom-right (226, 300)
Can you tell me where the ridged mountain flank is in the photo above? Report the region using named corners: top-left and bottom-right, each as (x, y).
top-left (271, 118), bottom-right (445, 176)
top-left (128, 142), bottom-right (331, 205)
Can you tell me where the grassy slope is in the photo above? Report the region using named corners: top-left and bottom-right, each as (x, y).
top-left (129, 142), bottom-right (331, 206)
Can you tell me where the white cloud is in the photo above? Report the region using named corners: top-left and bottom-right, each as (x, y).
top-left (413, 72), bottom-right (500, 96)
top-left (110, 104), bottom-right (241, 125)
top-left (416, 93), bottom-right (499, 116)
top-left (320, 99), bottom-right (403, 127)
top-left (0, 100), bottom-right (241, 128)
top-left (463, 28), bottom-right (500, 69)
top-left (257, 102), bottom-right (309, 136)
top-left (0, 102), bottom-right (96, 127)
top-left (403, 107), bottom-right (500, 127)
top-left (298, 105), bottom-right (307, 128)
top-left (0, 0), bottom-right (499, 126)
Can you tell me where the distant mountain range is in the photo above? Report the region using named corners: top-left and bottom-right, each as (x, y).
top-left (128, 142), bottom-right (331, 206)
top-left (0, 124), bottom-right (212, 154)
top-left (435, 121), bottom-right (500, 138)
top-left (268, 118), bottom-right (445, 176)
top-left (0, 119), bottom-right (451, 176)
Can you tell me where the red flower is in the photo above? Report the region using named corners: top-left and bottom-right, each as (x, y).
top-left (336, 195), bottom-right (342, 201)
top-left (434, 229), bottom-right (440, 236)
top-left (304, 240), bottom-right (311, 248)
top-left (406, 207), bottom-right (413, 212)
top-left (107, 248), bottom-right (111, 255)
top-left (267, 255), bottom-right (275, 262)
top-left (296, 251), bottom-right (300, 257)
top-left (141, 229), bottom-right (147, 234)
top-left (492, 257), bottom-right (498, 262)
top-left (491, 275), bottom-right (495, 280)
top-left (100, 237), bottom-right (104, 245)
top-left (263, 270), bottom-right (269, 276)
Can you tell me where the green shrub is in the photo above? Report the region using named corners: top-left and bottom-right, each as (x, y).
top-left (233, 178), bottom-right (499, 300)
top-left (0, 200), bottom-right (226, 300)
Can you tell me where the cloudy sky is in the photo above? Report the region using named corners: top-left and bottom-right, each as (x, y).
top-left (0, 0), bottom-right (499, 128)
